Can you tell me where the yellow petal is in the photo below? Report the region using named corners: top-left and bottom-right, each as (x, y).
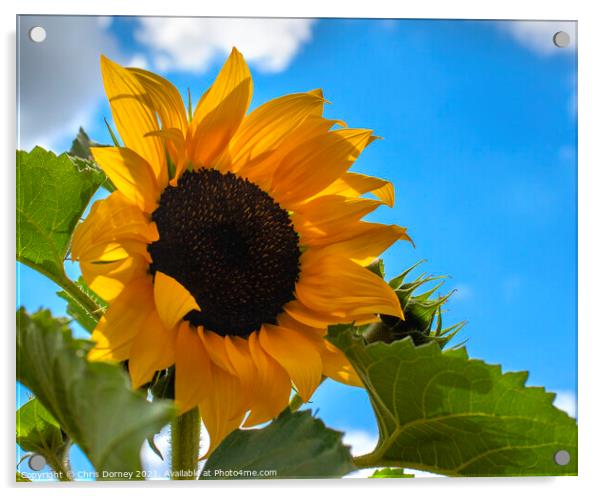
top-left (129, 310), bottom-right (176, 389)
top-left (199, 365), bottom-right (245, 457)
top-left (71, 192), bottom-right (158, 261)
top-left (270, 128), bottom-right (375, 207)
top-left (318, 222), bottom-right (412, 266)
top-left (153, 272), bottom-right (200, 330)
top-left (88, 277), bottom-right (154, 361)
top-left (198, 329), bottom-right (236, 375)
top-left (223, 336), bottom-right (256, 408)
top-left (282, 300), bottom-right (379, 328)
top-left (221, 91), bottom-right (326, 172)
top-left (76, 240), bottom-right (151, 264)
top-left (190, 48), bottom-right (253, 167)
top-left (175, 323), bottom-right (213, 413)
top-left (91, 147), bottom-right (160, 213)
top-left (279, 318), bottom-right (363, 388)
top-left (145, 128), bottom-right (188, 183)
top-left (319, 340), bottom-right (363, 388)
top-left (292, 195), bottom-right (383, 245)
top-left (128, 67), bottom-right (188, 134)
top-left (100, 55), bottom-right (167, 185)
top-left (80, 255), bottom-right (148, 302)
top-left (258, 324), bottom-right (322, 402)
top-left (235, 115), bottom-right (340, 191)
top-left (312, 171), bottom-right (395, 207)
top-left (295, 250), bottom-right (403, 320)
top-left (244, 331), bottom-right (291, 427)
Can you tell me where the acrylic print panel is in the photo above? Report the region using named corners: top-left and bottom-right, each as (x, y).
top-left (16, 16), bottom-right (577, 481)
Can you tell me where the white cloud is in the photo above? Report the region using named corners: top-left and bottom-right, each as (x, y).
top-left (141, 422), bottom-right (208, 480)
top-left (140, 426), bottom-right (171, 480)
top-left (499, 21), bottom-right (577, 56)
top-left (554, 390), bottom-right (577, 418)
top-left (344, 430), bottom-right (379, 457)
top-left (134, 18), bottom-right (315, 74)
top-left (18, 16), bottom-right (119, 151)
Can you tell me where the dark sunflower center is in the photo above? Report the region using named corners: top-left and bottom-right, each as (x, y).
top-left (148, 169), bottom-right (301, 338)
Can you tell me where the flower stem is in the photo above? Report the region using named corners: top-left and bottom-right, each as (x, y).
top-left (171, 408), bottom-right (200, 480)
top-left (46, 449), bottom-right (73, 482)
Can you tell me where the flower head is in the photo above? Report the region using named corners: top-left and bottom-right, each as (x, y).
top-left (72, 48), bottom-right (411, 454)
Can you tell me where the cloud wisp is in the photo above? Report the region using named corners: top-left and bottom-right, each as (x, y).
top-left (134, 17), bottom-right (315, 74)
top-left (499, 21), bottom-right (577, 57)
top-left (17, 16), bottom-right (119, 151)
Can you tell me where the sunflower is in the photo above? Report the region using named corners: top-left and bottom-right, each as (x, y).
top-left (71, 48), bottom-right (411, 454)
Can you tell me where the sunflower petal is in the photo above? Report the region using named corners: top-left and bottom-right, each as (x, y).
top-left (199, 365), bottom-right (245, 457)
top-left (88, 277), bottom-right (154, 362)
top-left (190, 47), bottom-right (253, 167)
top-left (282, 300), bottom-right (379, 328)
top-left (71, 191), bottom-right (158, 262)
top-left (80, 255), bottom-right (148, 302)
top-left (100, 55), bottom-right (166, 185)
top-left (279, 318), bottom-right (363, 388)
top-left (91, 147), bottom-right (160, 213)
top-left (235, 115), bottom-right (340, 190)
top-left (319, 340), bottom-right (363, 387)
top-left (145, 128), bottom-right (188, 183)
top-left (292, 195), bottom-right (383, 245)
top-left (295, 250), bottom-right (403, 320)
top-left (76, 240), bottom-right (151, 264)
top-left (270, 128), bottom-right (375, 206)
top-left (222, 91), bottom-right (326, 172)
top-left (319, 222), bottom-right (412, 266)
top-left (312, 171), bottom-right (395, 207)
top-left (198, 329), bottom-right (236, 375)
top-left (129, 310), bottom-right (176, 389)
top-left (243, 331), bottom-right (291, 427)
top-left (224, 336), bottom-right (256, 408)
top-left (128, 67), bottom-right (188, 134)
top-left (258, 324), bottom-right (322, 402)
top-left (153, 271), bottom-right (200, 330)
top-left (175, 323), bottom-right (213, 412)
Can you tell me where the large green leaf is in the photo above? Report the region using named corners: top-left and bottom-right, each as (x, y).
top-left (328, 326), bottom-right (578, 476)
top-left (16, 146), bottom-right (104, 285)
top-left (16, 308), bottom-right (175, 480)
top-left (201, 410), bottom-right (354, 479)
top-left (17, 398), bottom-right (67, 460)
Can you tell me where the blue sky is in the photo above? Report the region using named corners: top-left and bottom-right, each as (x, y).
top-left (17, 17), bottom-right (577, 477)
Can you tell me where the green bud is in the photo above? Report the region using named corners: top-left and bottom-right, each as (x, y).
top-left (364, 260), bottom-right (466, 348)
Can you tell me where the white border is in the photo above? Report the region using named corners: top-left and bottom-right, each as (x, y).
top-left (2, 1), bottom-right (600, 495)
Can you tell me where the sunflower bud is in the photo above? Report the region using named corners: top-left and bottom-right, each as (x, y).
top-left (364, 260), bottom-right (465, 348)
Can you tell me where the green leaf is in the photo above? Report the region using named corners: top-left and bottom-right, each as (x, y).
top-left (16, 398), bottom-right (67, 460)
top-left (16, 308), bottom-right (176, 480)
top-left (17, 147), bottom-right (104, 285)
top-left (57, 277), bottom-right (106, 333)
top-left (69, 127), bottom-right (97, 159)
top-left (201, 410), bottom-right (354, 479)
top-left (16, 472), bottom-right (31, 482)
top-left (328, 326), bottom-right (578, 476)
top-left (366, 258), bottom-right (385, 278)
top-left (370, 467), bottom-right (413, 478)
